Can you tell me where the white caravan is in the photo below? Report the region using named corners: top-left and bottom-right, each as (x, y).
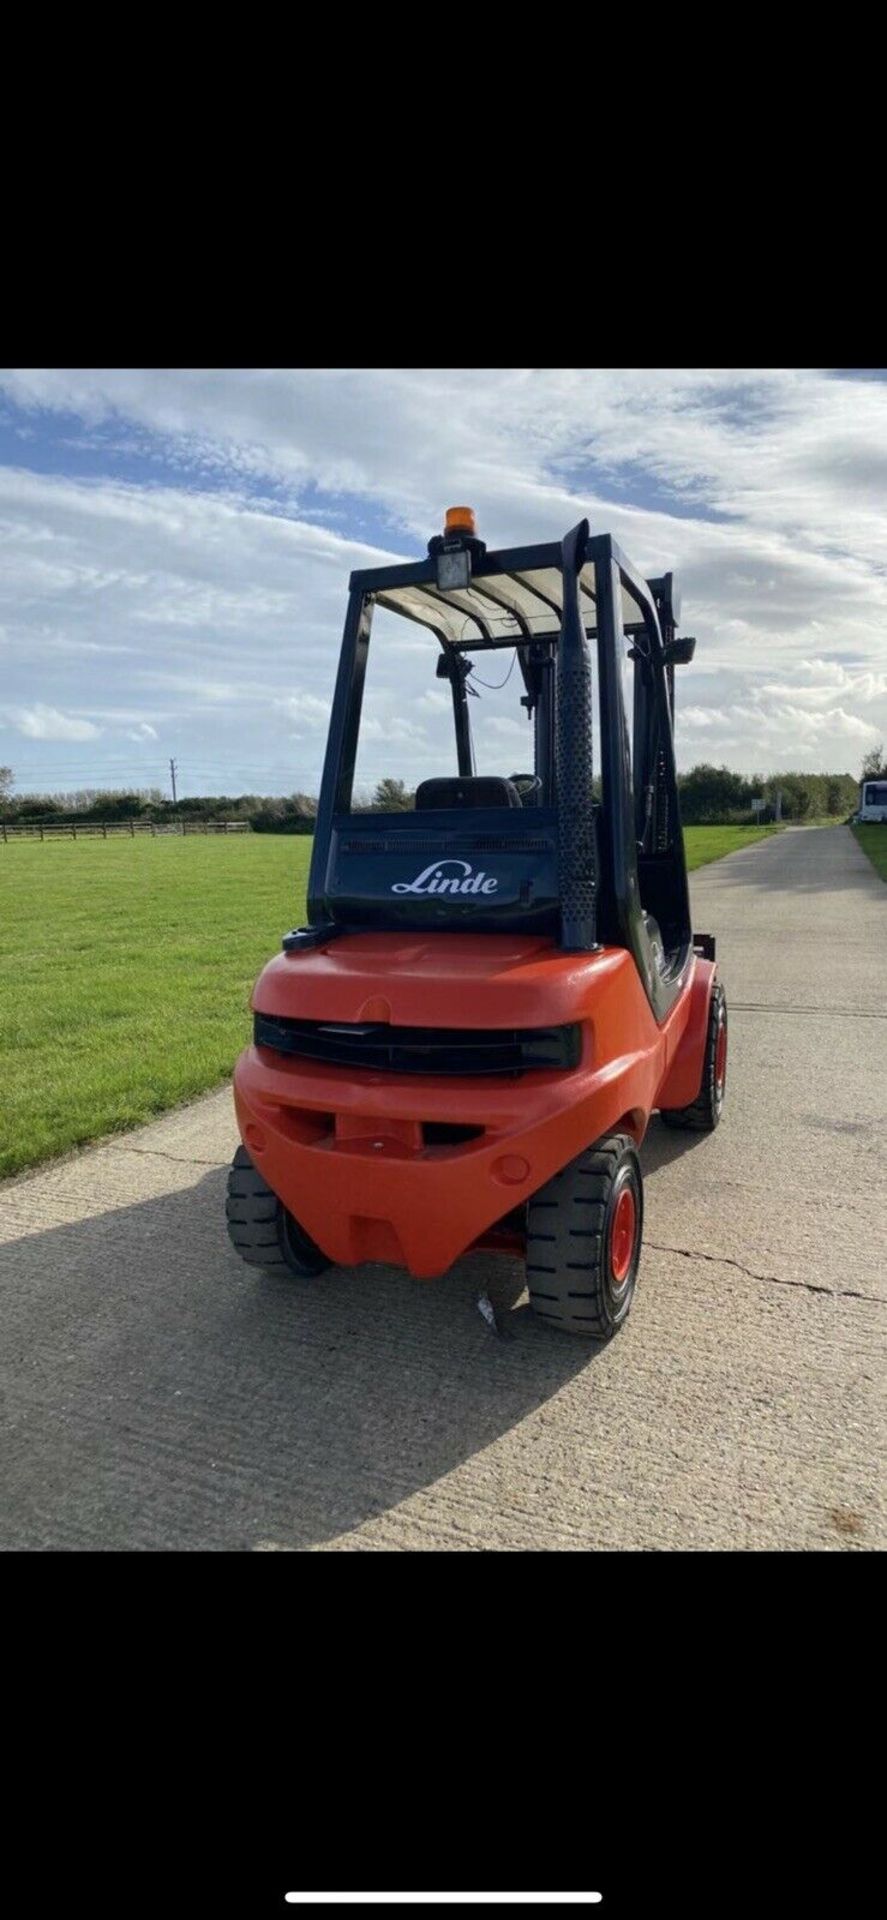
top-left (857, 779), bottom-right (887, 823)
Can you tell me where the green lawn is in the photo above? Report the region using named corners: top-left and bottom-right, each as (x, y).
top-left (683, 823), bottom-right (781, 871)
top-left (0, 836), bottom-right (312, 1179)
top-left (0, 823), bottom-right (779, 1179)
top-left (853, 823), bottom-right (887, 881)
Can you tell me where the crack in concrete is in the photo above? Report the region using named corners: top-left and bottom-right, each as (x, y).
top-left (108, 1145), bottom-right (228, 1170)
top-left (646, 1240), bottom-right (884, 1305)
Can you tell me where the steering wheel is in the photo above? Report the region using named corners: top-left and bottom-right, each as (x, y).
top-left (509, 772), bottom-right (543, 799)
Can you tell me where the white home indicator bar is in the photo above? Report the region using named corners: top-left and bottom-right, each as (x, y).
top-left (284, 1898), bottom-right (603, 1907)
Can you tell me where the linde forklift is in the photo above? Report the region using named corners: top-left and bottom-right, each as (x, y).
top-left (227, 509), bottom-right (725, 1339)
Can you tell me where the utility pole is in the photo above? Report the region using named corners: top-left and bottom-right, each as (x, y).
top-left (169, 758), bottom-right (178, 805)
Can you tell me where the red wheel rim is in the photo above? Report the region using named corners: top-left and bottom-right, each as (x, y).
top-left (715, 1017), bottom-right (727, 1088)
top-left (610, 1186), bottom-right (637, 1284)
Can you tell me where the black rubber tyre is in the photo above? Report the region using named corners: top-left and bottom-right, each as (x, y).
top-left (225, 1145), bottom-right (330, 1277)
top-left (526, 1133), bottom-right (643, 1339)
top-left (660, 980), bottom-right (727, 1133)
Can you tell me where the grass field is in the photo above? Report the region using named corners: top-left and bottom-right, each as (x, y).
top-left (0, 836), bottom-right (312, 1179)
top-left (682, 824), bottom-right (781, 870)
top-left (852, 823), bottom-right (887, 880)
top-left (0, 824), bottom-right (780, 1179)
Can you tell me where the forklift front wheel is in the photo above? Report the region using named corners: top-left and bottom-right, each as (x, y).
top-left (225, 1145), bottom-right (330, 1279)
top-left (526, 1134), bottom-right (643, 1339)
top-left (660, 980), bottom-right (727, 1133)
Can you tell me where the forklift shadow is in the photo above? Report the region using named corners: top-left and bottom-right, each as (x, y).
top-left (4, 1165), bottom-right (598, 1551)
top-left (639, 1114), bottom-right (709, 1175)
top-left (7, 1114), bottom-right (717, 1552)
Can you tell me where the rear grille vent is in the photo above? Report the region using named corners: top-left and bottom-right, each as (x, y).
top-left (422, 1122), bottom-right (484, 1145)
top-left (463, 836), bottom-right (551, 853)
top-left (254, 1015), bottom-right (581, 1077)
top-left (340, 835), bottom-right (551, 855)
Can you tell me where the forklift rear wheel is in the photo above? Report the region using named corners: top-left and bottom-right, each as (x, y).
top-left (660, 980), bottom-right (727, 1133)
top-left (526, 1133), bottom-right (643, 1339)
top-left (225, 1145), bottom-right (330, 1278)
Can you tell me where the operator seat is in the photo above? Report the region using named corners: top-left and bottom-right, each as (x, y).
top-left (415, 776), bottom-right (523, 810)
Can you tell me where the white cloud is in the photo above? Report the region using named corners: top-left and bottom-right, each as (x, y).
top-left (2, 368), bottom-right (887, 787)
top-left (677, 687), bottom-right (880, 771)
top-left (359, 714), bottom-right (428, 744)
top-left (275, 692), bottom-right (332, 731)
top-left (2, 703), bottom-right (102, 741)
top-left (759, 662), bottom-right (887, 707)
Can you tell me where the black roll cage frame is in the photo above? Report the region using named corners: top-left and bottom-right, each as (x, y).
top-left (307, 523), bottom-right (693, 1021)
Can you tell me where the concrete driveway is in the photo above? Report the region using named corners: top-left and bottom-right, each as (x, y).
top-left (1, 826), bottom-right (884, 1550)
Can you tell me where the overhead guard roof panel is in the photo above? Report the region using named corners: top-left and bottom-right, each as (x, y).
top-left (351, 537), bottom-right (653, 646)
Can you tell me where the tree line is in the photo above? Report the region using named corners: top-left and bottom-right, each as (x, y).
top-left (0, 774), bottom-right (406, 833)
top-left (675, 765), bottom-right (860, 824)
top-left (1, 761), bottom-right (881, 831)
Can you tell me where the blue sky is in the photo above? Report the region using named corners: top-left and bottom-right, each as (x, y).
top-left (1, 367), bottom-right (886, 798)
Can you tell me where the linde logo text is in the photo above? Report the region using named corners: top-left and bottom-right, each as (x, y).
top-left (391, 860), bottom-right (499, 897)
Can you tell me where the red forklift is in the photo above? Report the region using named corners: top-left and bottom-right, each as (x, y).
top-left (227, 510), bottom-right (726, 1337)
